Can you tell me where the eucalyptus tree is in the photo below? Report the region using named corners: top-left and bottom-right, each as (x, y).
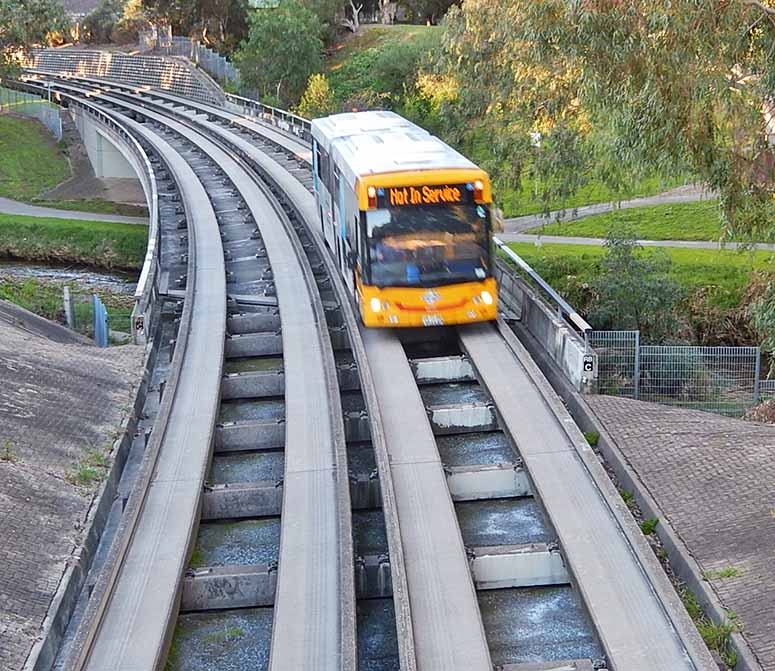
top-left (235, 0), bottom-right (324, 105)
top-left (0, 0), bottom-right (68, 76)
top-left (440, 0), bottom-right (775, 238)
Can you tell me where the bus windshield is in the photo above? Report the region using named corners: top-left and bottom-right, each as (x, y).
top-left (366, 204), bottom-right (490, 288)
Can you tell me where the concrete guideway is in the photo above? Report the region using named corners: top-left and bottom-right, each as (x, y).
top-left (76, 117), bottom-right (226, 671)
top-left (130, 87), bottom-right (721, 670)
top-left (361, 327), bottom-right (493, 670)
top-left (78, 85), bottom-right (355, 670)
top-left (0, 196), bottom-right (147, 225)
top-left (499, 231), bottom-right (775, 251)
top-left (34, 71), bottom-right (728, 669)
top-left (458, 320), bottom-right (718, 671)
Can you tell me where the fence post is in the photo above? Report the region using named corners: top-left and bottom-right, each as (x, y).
top-left (63, 287), bottom-right (74, 329)
top-left (93, 294), bottom-right (109, 347)
top-left (754, 347), bottom-right (762, 405)
top-left (633, 330), bottom-right (641, 400)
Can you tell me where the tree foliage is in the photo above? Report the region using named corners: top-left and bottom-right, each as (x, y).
top-left (435, 0), bottom-right (775, 239)
top-left (142, 0), bottom-right (249, 52)
top-left (235, 0), bottom-right (323, 105)
top-left (0, 0), bottom-right (69, 76)
top-left (591, 228), bottom-right (686, 342)
top-left (297, 73), bottom-right (336, 117)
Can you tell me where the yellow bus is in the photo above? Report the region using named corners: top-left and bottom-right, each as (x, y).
top-left (311, 110), bottom-right (497, 328)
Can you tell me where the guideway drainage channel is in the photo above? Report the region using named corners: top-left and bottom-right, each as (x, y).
top-left (401, 333), bottom-right (606, 669)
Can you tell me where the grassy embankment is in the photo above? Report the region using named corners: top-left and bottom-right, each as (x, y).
top-left (0, 213), bottom-right (146, 332)
top-left (0, 114), bottom-right (147, 216)
top-left (509, 242), bottom-right (771, 311)
top-left (0, 276), bottom-right (136, 334)
top-left (527, 200), bottom-right (730, 241)
top-left (0, 213), bottom-right (146, 270)
top-left (0, 115), bottom-right (70, 201)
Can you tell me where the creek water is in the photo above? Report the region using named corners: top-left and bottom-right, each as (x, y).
top-left (0, 260), bottom-right (138, 295)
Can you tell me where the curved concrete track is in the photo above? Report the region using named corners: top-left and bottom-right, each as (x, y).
top-left (74, 115), bottom-right (226, 671)
top-left (93, 80), bottom-right (716, 671)
top-left (24, 81), bottom-right (353, 670)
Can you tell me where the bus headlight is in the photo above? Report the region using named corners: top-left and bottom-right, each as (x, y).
top-left (370, 297), bottom-right (382, 313)
top-left (480, 290), bottom-right (494, 306)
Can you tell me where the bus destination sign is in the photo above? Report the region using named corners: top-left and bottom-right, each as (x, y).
top-left (380, 184), bottom-right (474, 208)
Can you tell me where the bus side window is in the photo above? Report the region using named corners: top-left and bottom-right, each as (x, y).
top-left (319, 147), bottom-right (330, 186)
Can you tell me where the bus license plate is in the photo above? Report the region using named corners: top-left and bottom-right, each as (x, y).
top-left (422, 315), bottom-right (444, 326)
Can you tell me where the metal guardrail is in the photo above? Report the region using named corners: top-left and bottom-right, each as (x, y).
top-left (493, 236), bottom-right (592, 335)
top-left (4, 77), bottom-right (160, 346)
top-left (226, 92), bottom-right (312, 143)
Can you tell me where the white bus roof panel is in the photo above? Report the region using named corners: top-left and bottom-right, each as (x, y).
top-left (311, 111), bottom-right (480, 184)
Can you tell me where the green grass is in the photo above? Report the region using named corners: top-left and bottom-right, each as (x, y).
top-left (1, 440), bottom-right (18, 463)
top-left (705, 566), bottom-right (741, 579)
top-left (32, 199), bottom-right (149, 218)
top-left (583, 431), bottom-right (600, 447)
top-left (327, 25), bottom-right (440, 70)
top-left (0, 277), bottom-right (135, 335)
top-left (639, 517), bottom-right (659, 535)
top-left (508, 242), bottom-right (773, 310)
top-left (0, 115), bottom-right (71, 201)
top-left (500, 174), bottom-right (690, 218)
top-left (326, 25), bottom-right (442, 109)
top-left (66, 448), bottom-right (111, 487)
top-left (680, 588), bottom-right (739, 668)
top-left (0, 213), bottom-right (147, 270)
top-left (528, 200), bottom-right (725, 241)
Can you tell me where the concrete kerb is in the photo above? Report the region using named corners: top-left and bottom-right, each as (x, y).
top-left (509, 319), bottom-right (763, 671)
top-left (22, 333), bottom-right (157, 671)
top-left (492, 317), bottom-right (718, 671)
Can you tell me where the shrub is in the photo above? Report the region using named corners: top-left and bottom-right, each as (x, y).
top-left (296, 74), bottom-right (336, 118)
top-left (591, 226), bottom-right (686, 342)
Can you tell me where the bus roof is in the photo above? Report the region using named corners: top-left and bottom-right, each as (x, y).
top-left (311, 111), bottom-right (479, 184)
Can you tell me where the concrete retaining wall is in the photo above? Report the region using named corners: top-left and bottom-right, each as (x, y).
top-left (495, 259), bottom-right (595, 392)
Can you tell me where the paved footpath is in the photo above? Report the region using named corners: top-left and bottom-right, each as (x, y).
top-left (0, 319), bottom-right (143, 670)
top-left (587, 395), bottom-right (775, 670)
top-left (504, 184), bottom-right (715, 233)
top-left (0, 196), bottom-right (147, 225)
top-left (499, 231), bottom-right (775, 252)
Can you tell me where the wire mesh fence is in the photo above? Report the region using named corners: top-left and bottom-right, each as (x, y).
top-left (139, 32), bottom-right (241, 86)
top-left (65, 289), bottom-right (134, 344)
top-left (589, 331), bottom-right (640, 398)
top-left (0, 86), bottom-right (62, 139)
top-left (759, 379), bottom-right (775, 401)
top-left (590, 330), bottom-right (762, 416)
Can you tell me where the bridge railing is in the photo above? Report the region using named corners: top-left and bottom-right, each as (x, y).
top-left (225, 92), bottom-right (312, 143)
top-left (3, 77), bottom-right (160, 346)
